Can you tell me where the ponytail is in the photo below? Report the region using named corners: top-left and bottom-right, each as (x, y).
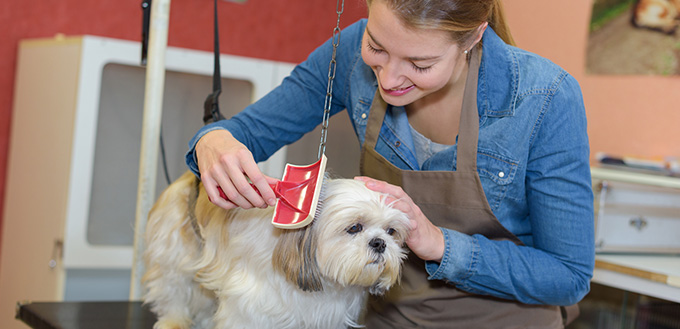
top-left (488, 0), bottom-right (516, 46)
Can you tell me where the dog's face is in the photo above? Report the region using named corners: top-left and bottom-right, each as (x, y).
top-left (272, 179), bottom-right (410, 295)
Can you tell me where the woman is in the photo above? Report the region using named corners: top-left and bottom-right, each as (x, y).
top-left (186, 0), bottom-right (594, 327)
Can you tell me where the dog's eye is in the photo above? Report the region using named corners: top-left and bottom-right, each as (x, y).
top-left (347, 223), bottom-right (363, 234)
top-left (386, 228), bottom-right (396, 236)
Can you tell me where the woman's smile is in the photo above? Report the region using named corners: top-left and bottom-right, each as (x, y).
top-left (382, 84), bottom-right (415, 96)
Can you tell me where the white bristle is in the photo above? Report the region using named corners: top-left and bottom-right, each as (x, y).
top-left (312, 172), bottom-right (331, 221)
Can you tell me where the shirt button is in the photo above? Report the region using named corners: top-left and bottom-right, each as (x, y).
top-left (498, 171), bottom-right (505, 178)
top-left (361, 113), bottom-right (367, 119)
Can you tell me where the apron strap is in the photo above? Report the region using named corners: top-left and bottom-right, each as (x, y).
top-left (456, 46), bottom-right (481, 172)
top-left (364, 88), bottom-right (387, 149)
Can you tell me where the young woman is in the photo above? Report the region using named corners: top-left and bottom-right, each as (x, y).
top-left (186, 0), bottom-right (594, 327)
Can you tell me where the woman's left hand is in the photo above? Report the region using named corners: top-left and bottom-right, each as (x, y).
top-left (355, 176), bottom-right (445, 263)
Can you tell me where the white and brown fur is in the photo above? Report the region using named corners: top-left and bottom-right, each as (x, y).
top-left (632, 0), bottom-right (680, 34)
top-left (143, 171), bottom-right (410, 329)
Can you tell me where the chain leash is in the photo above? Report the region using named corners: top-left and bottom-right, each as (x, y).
top-left (318, 0), bottom-right (345, 159)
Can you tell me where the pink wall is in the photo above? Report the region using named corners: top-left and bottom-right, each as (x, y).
top-left (504, 0), bottom-right (680, 161)
top-left (1, 0), bottom-right (679, 261)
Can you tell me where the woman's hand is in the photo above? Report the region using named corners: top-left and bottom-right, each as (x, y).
top-left (355, 176), bottom-right (445, 262)
top-left (195, 129), bottom-right (279, 210)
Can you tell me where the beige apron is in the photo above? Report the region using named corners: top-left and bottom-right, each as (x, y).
top-left (360, 48), bottom-right (566, 329)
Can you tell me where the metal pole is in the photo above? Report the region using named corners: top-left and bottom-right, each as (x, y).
top-left (130, 0), bottom-right (171, 300)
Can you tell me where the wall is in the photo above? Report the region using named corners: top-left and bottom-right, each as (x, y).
top-left (503, 0), bottom-right (680, 160)
top-left (2, 0), bottom-right (679, 265)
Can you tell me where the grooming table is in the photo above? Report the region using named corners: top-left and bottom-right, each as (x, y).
top-left (16, 301), bottom-right (156, 329)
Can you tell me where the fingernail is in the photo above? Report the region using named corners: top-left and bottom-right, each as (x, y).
top-left (268, 198), bottom-right (276, 206)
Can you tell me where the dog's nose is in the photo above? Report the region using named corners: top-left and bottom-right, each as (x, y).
top-left (369, 238), bottom-right (386, 254)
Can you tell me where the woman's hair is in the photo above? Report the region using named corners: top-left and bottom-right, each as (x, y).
top-left (366, 0), bottom-right (516, 47)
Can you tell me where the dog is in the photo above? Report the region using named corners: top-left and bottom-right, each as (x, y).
top-left (632, 0), bottom-right (680, 34)
top-left (143, 171), bottom-right (410, 329)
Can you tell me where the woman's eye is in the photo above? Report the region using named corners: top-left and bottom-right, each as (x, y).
top-left (347, 223), bottom-right (363, 234)
top-left (366, 43), bottom-right (383, 54)
top-left (412, 63), bottom-right (432, 73)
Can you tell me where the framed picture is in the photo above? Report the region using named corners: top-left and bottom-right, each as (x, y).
top-left (587, 0), bottom-right (680, 75)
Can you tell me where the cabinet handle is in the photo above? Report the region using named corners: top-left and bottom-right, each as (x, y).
top-left (48, 239), bottom-right (63, 269)
top-left (629, 216), bottom-right (648, 231)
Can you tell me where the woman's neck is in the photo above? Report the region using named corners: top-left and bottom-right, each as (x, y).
top-left (405, 63), bottom-right (469, 145)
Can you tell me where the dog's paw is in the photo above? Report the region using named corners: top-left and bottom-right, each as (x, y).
top-left (153, 318), bottom-right (191, 329)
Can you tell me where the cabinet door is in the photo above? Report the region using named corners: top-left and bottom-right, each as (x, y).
top-left (594, 178), bottom-right (680, 253)
top-left (86, 64), bottom-right (253, 247)
top-left (0, 38), bottom-right (84, 329)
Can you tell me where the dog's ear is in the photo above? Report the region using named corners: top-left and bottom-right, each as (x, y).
top-left (272, 226), bottom-right (323, 292)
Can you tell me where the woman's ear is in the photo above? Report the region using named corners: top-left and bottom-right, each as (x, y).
top-left (471, 22), bottom-right (488, 49)
top-left (272, 226), bottom-right (323, 292)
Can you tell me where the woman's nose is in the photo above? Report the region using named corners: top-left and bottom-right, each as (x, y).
top-left (378, 61), bottom-right (406, 89)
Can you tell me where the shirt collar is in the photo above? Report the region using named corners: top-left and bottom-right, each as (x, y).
top-left (479, 27), bottom-right (519, 118)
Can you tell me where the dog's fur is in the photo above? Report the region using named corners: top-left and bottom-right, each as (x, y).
top-left (143, 171), bottom-right (410, 329)
top-left (632, 0), bottom-right (680, 34)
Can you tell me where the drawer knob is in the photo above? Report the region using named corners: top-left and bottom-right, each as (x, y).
top-left (629, 216), bottom-right (648, 231)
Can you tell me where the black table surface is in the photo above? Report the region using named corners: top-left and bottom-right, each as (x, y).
top-left (16, 301), bottom-right (157, 329)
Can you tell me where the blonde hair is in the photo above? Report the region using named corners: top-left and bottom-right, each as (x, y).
top-left (366, 0), bottom-right (516, 47)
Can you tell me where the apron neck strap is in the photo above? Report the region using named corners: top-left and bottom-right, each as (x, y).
top-left (364, 89), bottom-right (387, 148)
top-left (456, 46), bottom-right (482, 171)
top-left (364, 46), bottom-right (482, 172)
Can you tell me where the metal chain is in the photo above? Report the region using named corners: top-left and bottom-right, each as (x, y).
top-left (318, 0), bottom-right (345, 159)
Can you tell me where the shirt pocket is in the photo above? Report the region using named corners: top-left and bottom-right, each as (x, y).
top-left (353, 99), bottom-right (371, 125)
top-left (477, 150), bottom-right (519, 210)
top-left (352, 98), bottom-right (372, 143)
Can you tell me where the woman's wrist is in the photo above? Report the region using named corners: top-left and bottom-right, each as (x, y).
top-left (429, 226), bottom-right (446, 263)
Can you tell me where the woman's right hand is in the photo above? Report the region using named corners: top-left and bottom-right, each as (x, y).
top-left (195, 129), bottom-right (279, 210)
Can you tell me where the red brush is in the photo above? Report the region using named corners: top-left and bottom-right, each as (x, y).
top-left (218, 154), bottom-right (327, 229)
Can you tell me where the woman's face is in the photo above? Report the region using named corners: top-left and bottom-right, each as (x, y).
top-left (362, 0), bottom-right (468, 107)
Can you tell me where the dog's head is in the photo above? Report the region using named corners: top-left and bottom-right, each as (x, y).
top-left (272, 178), bottom-right (410, 295)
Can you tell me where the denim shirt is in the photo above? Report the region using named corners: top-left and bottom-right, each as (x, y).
top-left (186, 19), bottom-right (594, 306)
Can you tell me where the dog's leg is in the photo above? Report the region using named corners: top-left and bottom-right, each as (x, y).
top-left (152, 318), bottom-right (191, 329)
top-left (144, 172), bottom-right (217, 329)
top-left (145, 263), bottom-right (216, 329)
top-left (212, 297), bottom-right (243, 328)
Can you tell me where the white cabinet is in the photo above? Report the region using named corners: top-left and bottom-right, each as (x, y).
top-left (0, 35), bottom-right (294, 329)
top-left (592, 167), bottom-right (680, 253)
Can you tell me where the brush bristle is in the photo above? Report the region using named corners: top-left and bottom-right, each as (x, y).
top-left (312, 172), bottom-right (331, 222)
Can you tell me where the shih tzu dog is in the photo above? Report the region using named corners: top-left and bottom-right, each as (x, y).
top-left (143, 171), bottom-right (410, 329)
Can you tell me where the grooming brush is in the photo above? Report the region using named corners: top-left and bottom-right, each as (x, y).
top-left (217, 154), bottom-right (328, 229)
